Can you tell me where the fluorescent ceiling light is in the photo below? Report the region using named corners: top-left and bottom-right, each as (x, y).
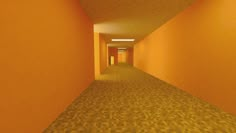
top-left (112, 39), bottom-right (135, 42)
top-left (118, 48), bottom-right (127, 50)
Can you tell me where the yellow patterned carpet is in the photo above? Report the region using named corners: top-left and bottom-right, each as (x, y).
top-left (44, 64), bottom-right (236, 133)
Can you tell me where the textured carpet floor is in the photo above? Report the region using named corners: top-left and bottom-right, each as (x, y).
top-left (44, 64), bottom-right (236, 133)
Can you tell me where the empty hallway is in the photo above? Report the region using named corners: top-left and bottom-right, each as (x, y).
top-left (1, 0), bottom-right (236, 132)
top-left (44, 64), bottom-right (236, 132)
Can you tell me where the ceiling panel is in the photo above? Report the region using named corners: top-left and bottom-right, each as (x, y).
top-left (80, 0), bottom-right (195, 47)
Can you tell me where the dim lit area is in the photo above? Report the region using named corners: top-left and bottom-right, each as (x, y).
top-left (1, 0), bottom-right (236, 132)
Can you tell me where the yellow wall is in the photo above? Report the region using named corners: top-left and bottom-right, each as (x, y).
top-left (99, 34), bottom-right (108, 73)
top-left (134, 0), bottom-right (236, 114)
top-left (0, 1), bottom-right (94, 132)
top-left (94, 32), bottom-right (100, 78)
top-left (94, 33), bottom-right (108, 76)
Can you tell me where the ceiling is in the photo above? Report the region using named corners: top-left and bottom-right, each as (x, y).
top-left (80, 0), bottom-right (195, 47)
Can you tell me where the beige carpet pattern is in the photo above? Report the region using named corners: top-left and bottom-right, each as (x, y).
top-left (44, 64), bottom-right (236, 133)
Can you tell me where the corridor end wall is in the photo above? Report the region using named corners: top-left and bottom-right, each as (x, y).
top-left (0, 0), bottom-right (94, 132)
top-left (134, 0), bottom-right (236, 114)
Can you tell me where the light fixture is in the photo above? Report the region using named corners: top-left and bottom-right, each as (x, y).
top-left (118, 48), bottom-right (127, 50)
top-left (112, 39), bottom-right (135, 42)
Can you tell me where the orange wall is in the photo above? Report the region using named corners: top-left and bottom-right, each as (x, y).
top-left (99, 34), bottom-right (108, 73)
top-left (118, 51), bottom-right (127, 63)
top-left (134, 0), bottom-right (236, 114)
top-left (0, 1), bottom-right (94, 132)
top-left (117, 48), bottom-right (133, 65)
top-left (126, 48), bottom-right (134, 65)
top-left (108, 47), bottom-right (118, 65)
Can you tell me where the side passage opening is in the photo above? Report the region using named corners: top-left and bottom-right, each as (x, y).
top-left (110, 56), bottom-right (114, 65)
